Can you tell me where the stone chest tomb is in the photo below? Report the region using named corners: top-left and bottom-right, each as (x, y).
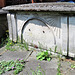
top-left (3, 2), bottom-right (75, 57)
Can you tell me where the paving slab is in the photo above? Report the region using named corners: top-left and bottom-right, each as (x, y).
top-left (0, 50), bottom-right (58, 75)
top-left (0, 46), bottom-right (6, 54)
top-left (0, 50), bottom-right (32, 61)
top-left (60, 60), bottom-right (75, 75)
top-left (1, 46), bottom-right (75, 75)
top-left (19, 51), bottom-right (58, 75)
top-left (0, 47), bottom-right (32, 75)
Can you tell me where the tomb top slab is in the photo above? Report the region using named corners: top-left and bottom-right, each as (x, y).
top-left (2, 2), bottom-right (75, 13)
top-left (0, 9), bottom-right (8, 14)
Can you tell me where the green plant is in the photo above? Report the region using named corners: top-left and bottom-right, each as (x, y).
top-left (59, 49), bottom-right (63, 55)
top-left (54, 46), bottom-right (57, 53)
top-left (31, 64), bottom-right (45, 75)
top-left (71, 64), bottom-right (75, 68)
top-left (57, 62), bottom-right (61, 75)
top-left (5, 39), bottom-right (15, 51)
top-left (23, 42), bottom-right (29, 51)
top-left (16, 42), bottom-right (29, 51)
top-left (5, 37), bottom-right (29, 51)
top-left (17, 37), bottom-right (29, 51)
top-left (0, 59), bottom-right (25, 75)
top-left (57, 54), bottom-right (62, 75)
top-left (36, 50), bottom-right (52, 61)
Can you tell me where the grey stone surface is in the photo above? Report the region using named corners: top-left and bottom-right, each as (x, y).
top-left (0, 50), bottom-right (32, 61)
top-left (60, 61), bottom-right (75, 75)
top-left (69, 17), bottom-right (75, 56)
top-left (19, 51), bottom-right (58, 75)
top-left (0, 46), bottom-right (75, 75)
top-left (2, 2), bottom-right (75, 13)
top-left (16, 12), bottom-right (62, 51)
top-left (7, 14), bottom-right (13, 40)
top-left (61, 16), bottom-right (67, 56)
top-left (0, 9), bottom-right (8, 14)
top-left (0, 46), bottom-right (6, 54)
top-left (0, 47), bottom-right (58, 75)
top-left (11, 14), bottom-right (17, 42)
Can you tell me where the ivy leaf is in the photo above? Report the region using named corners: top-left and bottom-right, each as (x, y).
top-left (14, 69), bottom-right (19, 74)
top-left (71, 64), bottom-right (75, 68)
top-left (37, 55), bottom-right (42, 60)
top-left (44, 51), bottom-right (48, 56)
top-left (47, 58), bottom-right (51, 61)
top-left (6, 67), bottom-right (11, 71)
top-left (40, 57), bottom-right (45, 61)
top-left (37, 70), bottom-right (42, 75)
top-left (41, 52), bottom-right (44, 56)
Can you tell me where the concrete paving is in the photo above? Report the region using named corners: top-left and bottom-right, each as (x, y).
top-left (60, 61), bottom-right (75, 75)
top-left (0, 47), bottom-right (58, 75)
top-left (19, 51), bottom-right (58, 75)
top-left (0, 50), bottom-right (32, 61)
top-left (0, 46), bottom-right (75, 75)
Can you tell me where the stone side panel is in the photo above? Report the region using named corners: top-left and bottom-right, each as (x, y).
top-left (61, 16), bottom-right (67, 55)
top-left (7, 11), bottom-right (75, 57)
top-left (69, 17), bottom-right (75, 57)
top-left (16, 12), bottom-right (62, 51)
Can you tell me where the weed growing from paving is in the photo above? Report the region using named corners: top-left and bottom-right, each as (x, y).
top-left (57, 62), bottom-right (61, 75)
top-left (31, 64), bottom-right (45, 75)
top-left (5, 38), bottom-right (29, 51)
top-left (36, 50), bottom-right (52, 61)
top-left (6, 39), bottom-right (15, 51)
top-left (54, 46), bottom-right (57, 53)
top-left (0, 32), bottom-right (29, 51)
top-left (57, 55), bottom-right (62, 75)
top-left (0, 59), bottom-right (25, 75)
top-left (71, 64), bottom-right (75, 68)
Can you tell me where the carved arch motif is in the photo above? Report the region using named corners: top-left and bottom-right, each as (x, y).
top-left (21, 17), bottom-right (56, 45)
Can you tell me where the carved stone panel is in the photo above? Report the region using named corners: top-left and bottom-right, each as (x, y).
top-left (23, 19), bottom-right (55, 49)
top-left (69, 17), bottom-right (75, 57)
top-left (61, 16), bottom-right (67, 55)
top-left (16, 12), bottom-right (62, 51)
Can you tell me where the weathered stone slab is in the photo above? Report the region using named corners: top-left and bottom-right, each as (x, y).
top-left (69, 17), bottom-right (75, 57)
top-left (2, 2), bottom-right (75, 13)
top-left (7, 14), bottom-right (13, 40)
top-left (0, 50), bottom-right (32, 61)
top-left (11, 14), bottom-right (17, 42)
top-left (0, 9), bottom-right (8, 14)
top-left (19, 51), bottom-right (58, 75)
top-left (16, 12), bottom-right (62, 51)
top-left (61, 16), bottom-right (67, 55)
